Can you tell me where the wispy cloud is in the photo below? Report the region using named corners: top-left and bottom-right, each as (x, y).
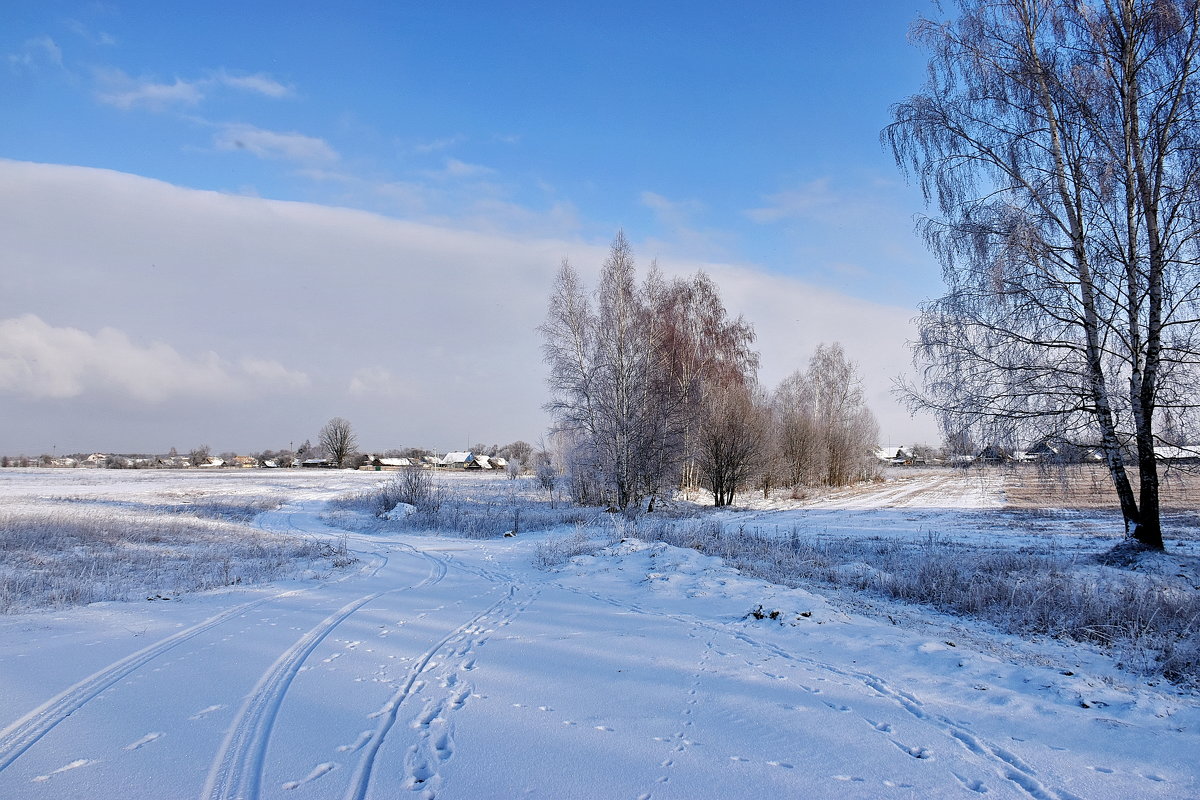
top-left (411, 135), bottom-right (466, 154)
top-left (212, 70), bottom-right (292, 98)
top-left (65, 19), bottom-right (117, 46)
top-left (0, 314), bottom-right (308, 402)
top-left (95, 68), bottom-right (203, 110)
top-left (94, 67), bottom-right (292, 110)
top-left (641, 190), bottom-right (705, 228)
top-left (639, 190), bottom-right (731, 259)
top-left (348, 367), bottom-right (416, 398)
top-left (215, 123), bottom-right (338, 164)
top-left (423, 157), bottom-right (495, 180)
top-left (7, 36), bottom-right (63, 72)
top-left (744, 179), bottom-right (840, 224)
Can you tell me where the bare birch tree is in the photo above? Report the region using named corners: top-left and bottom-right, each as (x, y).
top-left (540, 232), bottom-right (758, 509)
top-left (772, 343), bottom-right (880, 489)
top-left (888, 0), bottom-right (1200, 550)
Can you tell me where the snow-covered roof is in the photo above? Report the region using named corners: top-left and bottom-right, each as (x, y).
top-left (377, 457), bottom-right (412, 467)
top-left (874, 445), bottom-right (911, 461)
top-left (1155, 444), bottom-right (1200, 460)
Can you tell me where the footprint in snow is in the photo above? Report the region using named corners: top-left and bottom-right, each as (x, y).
top-left (337, 730), bottom-right (374, 753)
top-left (123, 732), bottom-right (165, 751)
top-left (951, 773), bottom-right (988, 794)
top-left (189, 704), bottom-right (225, 720)
top-left (281, 762), bottom-right (337, 790)
top-left (32, 759), bottom-right (97, 782)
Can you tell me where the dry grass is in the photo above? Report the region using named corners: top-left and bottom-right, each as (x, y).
top-left (0, 502), bottom-right (352, 613)
top-left (1001, 463), bottom-right (1200, 511)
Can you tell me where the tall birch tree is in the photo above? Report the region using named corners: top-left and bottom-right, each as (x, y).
top-left (888, 0), bottom-right (1200, 550)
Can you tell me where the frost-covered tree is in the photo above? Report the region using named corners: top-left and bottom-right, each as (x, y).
top-left (541, 232), bottom-right (757, 509)
top-left (887, 0), bottom-right (1200, 549)
top-left (772, 343), bottom-right (880, 488)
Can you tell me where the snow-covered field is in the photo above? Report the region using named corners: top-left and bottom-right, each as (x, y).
top-left (0, 468), bottom-right (1197, 799)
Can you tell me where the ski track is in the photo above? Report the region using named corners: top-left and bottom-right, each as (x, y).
top-left (202, 550), bottom-right (449, 800)
top-left (0, 594), bottom-right (278, 774)
top-left (573, 583), bottom-right (1081, 800)
top-left (342, 581), bottom-right (537, 800)
top-left (0, 497), bottom-right (399, 778)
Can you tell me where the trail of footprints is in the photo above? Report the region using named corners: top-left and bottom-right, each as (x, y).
top-left (271, 584), bottom-right (538, 800)
top-left (722, 630), bottom-right (1088, 799)
top-left (572, 588), bottom-right (1181, 800)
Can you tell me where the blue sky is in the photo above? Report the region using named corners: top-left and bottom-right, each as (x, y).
top-left (0, 2), bottom-right (942, 453)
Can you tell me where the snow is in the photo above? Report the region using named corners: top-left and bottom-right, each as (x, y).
top-left (0, 468), bottom-right (1197, 799)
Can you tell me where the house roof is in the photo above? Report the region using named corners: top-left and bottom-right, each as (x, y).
top-left (1155, 444), bottom-right (1200, 460)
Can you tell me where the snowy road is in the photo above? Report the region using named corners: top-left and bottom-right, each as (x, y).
top-left (1, 485), bottom-right (1197, 799)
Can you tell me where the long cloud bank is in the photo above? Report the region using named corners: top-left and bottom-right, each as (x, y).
top-left (0, 159), bottom-right (934, 452)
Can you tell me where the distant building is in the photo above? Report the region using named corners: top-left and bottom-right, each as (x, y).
top-left (440, 452), bottom-right (493, 469)
top-left (360, 456), bottom-right (415, 471)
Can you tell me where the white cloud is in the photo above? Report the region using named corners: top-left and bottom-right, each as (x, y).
top-left (411, 135), bottom-right (466, 154)
top-left (214, 70), bottom-right (292, 98)
top-left (215, 123), bottom-right (338, 163)
top-left (94, 68), bottom-right (203, 110)
top-left (0, 159), bottom-right (937, 451)
top-left (744, 179), bottom-right (840, 224)
top-left (65, 19), bottom-right (117, 46)
top-left (8, 36), bottom-right (63, 72)
top-left (94, 67), bottom-right (292, 110)
top-left (639, 190), bottom-right (731, 259)
top-left (348, 367), bottom-right (415, 398)
top-left (238, 357), bottom-right (311, 390)
top-left (0, 315), bottom-right (308, 403)
top-left (423, 158), bottom-right (495, 180)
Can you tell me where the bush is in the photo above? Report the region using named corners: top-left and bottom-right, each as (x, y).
top-left (378, 467), bottom-right (441, 515)
top-left (533, 529), bottom-right (608, 568)
top-left (333, 475), bottom-right (602, 538)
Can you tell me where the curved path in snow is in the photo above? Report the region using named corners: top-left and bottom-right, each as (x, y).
top-left (0, 480), bottom-right (1196, 799)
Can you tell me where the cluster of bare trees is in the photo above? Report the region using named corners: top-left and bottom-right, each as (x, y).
top-left (888, 0), bottom-right (1200, 550)
top-left (541, 233), bottom-right (880, 508)
top-left (765, 343), bottom-right (880, 493)
top-left (541, 232), bottom-right (758, 509)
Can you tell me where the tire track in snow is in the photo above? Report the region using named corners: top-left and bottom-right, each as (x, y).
top-left (256, 499), bottom-right (390, 580)
top-left (342, 582), bottom-right (536, 800)
top-left (0, 502), bottom-right (413, 776)
top-left (203, 549), bottom-right (448, 800)
top-left (0, 595), bottom-right (279, 773)
top-left (201, 591), bottom-right (386, 800)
